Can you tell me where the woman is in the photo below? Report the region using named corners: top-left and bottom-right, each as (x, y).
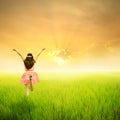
top-left (13, 48), bottom-right (45, 96)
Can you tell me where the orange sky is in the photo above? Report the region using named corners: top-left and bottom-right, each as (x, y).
top-left (0, 0), bottom-right (120, 72)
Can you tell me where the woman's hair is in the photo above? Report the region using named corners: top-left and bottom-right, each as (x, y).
top-left (24, 53), bottom-right (35, 69)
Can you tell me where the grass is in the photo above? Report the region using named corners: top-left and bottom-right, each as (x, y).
top-left (0, 71), bottom-right (120, 120)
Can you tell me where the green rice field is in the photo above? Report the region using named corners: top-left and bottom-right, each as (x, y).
top-left (0, 71), bottom-right (120, 120)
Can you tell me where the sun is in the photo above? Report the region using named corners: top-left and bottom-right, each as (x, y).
top-left (57, 57), bottom-right (64, 64)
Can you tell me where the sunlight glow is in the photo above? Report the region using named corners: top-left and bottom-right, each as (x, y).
top-left (57, 57), bottom-right (64, 64)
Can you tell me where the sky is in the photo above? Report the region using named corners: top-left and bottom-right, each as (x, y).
top-left (0, 0), bottom-right (120, 72)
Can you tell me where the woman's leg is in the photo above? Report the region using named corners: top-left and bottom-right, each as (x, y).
top-left (25, 84), bottom-right (30, 96)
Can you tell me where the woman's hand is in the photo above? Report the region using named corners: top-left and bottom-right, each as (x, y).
top-left (13, 49), bottom-right (16, 51)
top-left (42, 48), bottom-right (46, 51)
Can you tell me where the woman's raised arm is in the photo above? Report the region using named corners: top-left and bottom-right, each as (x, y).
top-left (35, 48), bottom-right (46, 62)
top-left (13, 49), bottom-right (24, 61)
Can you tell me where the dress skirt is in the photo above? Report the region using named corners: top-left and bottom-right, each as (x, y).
top-left (20, 71), bottom-right (39, 84)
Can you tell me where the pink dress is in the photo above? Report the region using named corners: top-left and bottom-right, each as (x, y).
top-left (20, 66), bottom-right (39, 85)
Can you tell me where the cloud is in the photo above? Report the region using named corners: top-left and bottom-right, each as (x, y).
top-left (0, 0), bottom-right (120, 57)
